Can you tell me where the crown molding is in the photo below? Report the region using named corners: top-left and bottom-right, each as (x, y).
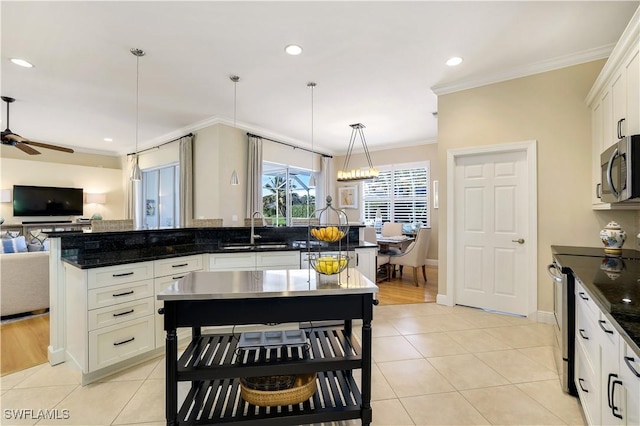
top-left (432, 44), bottom-right (615, 96)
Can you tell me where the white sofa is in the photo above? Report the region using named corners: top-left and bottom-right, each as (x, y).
top-left (0, 251), bottom-right (49, 317)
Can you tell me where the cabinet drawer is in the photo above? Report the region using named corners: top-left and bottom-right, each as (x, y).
top-left (576, 281), bottom-right (598, 318)
top-left (209, 253), bottom-right (256, 270)
top-left (88, 316), bottom-right (155, 372)
top-left (576, 342), bottom-right (600, 426)
top-left (88, 279), bottom-right (154, 310)
top-left (596, 312), bottom-right (619, 351)
top-left (576, 297), bottom-right (599, 373)
top-left (256, 251), bottom-right (300, 269)
top-left (88, 262), bottom-right (154, 289)
top-left (155, 255), bottom-right (203, 278)
top-left (88, 297), bottom-right (155, 331)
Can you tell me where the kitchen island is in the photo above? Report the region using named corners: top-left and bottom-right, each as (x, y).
top-left (158, 268), bottom-right (378, 425)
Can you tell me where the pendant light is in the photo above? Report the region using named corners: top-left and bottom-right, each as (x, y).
top-left (336, 123), bottom-right (379, 182)
top-left (130, 48), bottom-right (145, 181)
top-left (230, 75), bottom-right (240, 186)
top-left (308, 82), bottom-right (317, 188)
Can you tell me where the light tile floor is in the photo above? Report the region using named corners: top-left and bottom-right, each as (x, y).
top-left (0, 303), bottom-right (586, 425)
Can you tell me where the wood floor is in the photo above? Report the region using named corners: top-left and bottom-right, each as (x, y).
top-left (0, 313), bottom-right (50, 376)
top-left (376, 264), bottom-right (438, 305)
top-left (0, 266), bottom-right (437, 375)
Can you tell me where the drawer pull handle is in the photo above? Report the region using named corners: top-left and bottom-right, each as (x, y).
top-left (578, 329), bottom-right (589, 340)
top-left (578, 292), bottom-right (589, 301)
top-left (172, 276), bottom-right (185, 280)
top-left (625, 356), bottom-right (640, 377)
top-left (113, 337), bottom-right (135, 346)
top-left (172, 263), bottom-right (188, 268)
top-left (112, 272), bottom-right (134, 277)
top-left (578, 378), bottom-right (588, 393)
top-left (598, 320), bottom-right (614, 334)
top-left (611, 379), bottom-right (623, 419)
top-left (112, 290), bottom-right (134, 297)
top-left (113, 309), bottom-right (134, 317)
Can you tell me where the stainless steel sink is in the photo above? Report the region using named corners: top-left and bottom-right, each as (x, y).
top-left (220, 243), bottom-right (289, 250)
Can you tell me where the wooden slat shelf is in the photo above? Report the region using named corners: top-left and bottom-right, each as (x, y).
top-left (177, 328), bottom-right (362, 381)
top-left (177, 370), bottom-right (362, 425)
top-left (174, 327), bottom-right (365, 425)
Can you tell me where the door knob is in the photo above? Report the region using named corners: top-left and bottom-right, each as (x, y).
top-left (512, 238), bottom-right (525, 244)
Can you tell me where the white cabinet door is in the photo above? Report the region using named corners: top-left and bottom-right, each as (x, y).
top-left (620, 342), bottom-right (640, 426)
top-left (625, 49), bottom-right (640, 137)
top-left (593, 100), bottom-right (605, 205)
top-left (612, 69), bottom-right (627, 142)
top-left (354, 247), bottom-right (376, 283)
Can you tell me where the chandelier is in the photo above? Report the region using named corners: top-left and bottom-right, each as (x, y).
top-left (337, 123), bottom-right (379, 182)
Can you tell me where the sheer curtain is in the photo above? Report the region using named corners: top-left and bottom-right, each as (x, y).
top-left (246, 135), bottom-right (263, 217)
top-left (317, 155), bottom-right (332, 212)
top-left (179, 135), bottom-right (194, 227)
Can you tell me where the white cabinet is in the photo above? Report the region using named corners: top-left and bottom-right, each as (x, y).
top-left (620, 341), bottom-right (640, 425)
top-left (153, 255), bottom-right (205, 348)
top-left (65, 261), bottom-right (156, 381)
top-left (209, 251), bottom-right (300, 271)
top-left (575, 280), bottom-right (640, 425)
top-left (587, 8), bottom-right (640, 208)
top-left (575, 282), bottom-right (601, 425)
top-left (354, 247), bottom-right (377, 283)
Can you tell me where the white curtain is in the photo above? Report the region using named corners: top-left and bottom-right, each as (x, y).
top-left (246, 135), bottom-right (263, 217)
top-left (179, 135), bottom-right (194, 227)
top-left (126, 155), bottom-right (143, 230)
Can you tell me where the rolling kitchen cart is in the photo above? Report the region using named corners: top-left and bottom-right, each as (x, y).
top-left (158, 269), bottom-right (377, 425)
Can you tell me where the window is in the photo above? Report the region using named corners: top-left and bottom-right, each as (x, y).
top-left (362, 161), bottom-right (430, 229)
top-left (142, 163), bottom-right (179, 229)
top-left (262, 162), bottom-right (315, 226)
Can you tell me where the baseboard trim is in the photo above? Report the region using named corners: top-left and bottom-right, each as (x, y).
top-left (426, 259), bottom-right (439, 267)
top-left (48, 346), bottom-right (65, 366)
top-left (535, 310), bottom-right (555, 325)
top-left (436, 293), bottom-right (453, 306)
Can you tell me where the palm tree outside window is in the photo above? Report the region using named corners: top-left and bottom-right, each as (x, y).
top-left (262, 162), bottom-right (316, 226)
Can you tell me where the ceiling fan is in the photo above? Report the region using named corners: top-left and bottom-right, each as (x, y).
top-left (1, 96), bottom-right (74, 155)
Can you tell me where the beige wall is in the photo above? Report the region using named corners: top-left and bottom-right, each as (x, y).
top-left (333, 143), bottom-right (439, 260)
top-left (0, 154), bottom-right (125, 222)
top-left (437, 59), bottom-right (638, 313)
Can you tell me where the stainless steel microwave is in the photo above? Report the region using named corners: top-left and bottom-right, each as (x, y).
top-left (600, 135), bottom-right (640, 203)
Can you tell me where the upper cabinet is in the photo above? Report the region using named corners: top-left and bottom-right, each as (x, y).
top-left (587, 7), bottom-right (640, 209)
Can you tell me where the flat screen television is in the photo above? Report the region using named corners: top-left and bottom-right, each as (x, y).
top-left (13, 185), bottom-right (84, 217)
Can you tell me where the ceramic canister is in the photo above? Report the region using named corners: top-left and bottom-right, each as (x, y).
top-left (600, 221), bottom-right (627, 255)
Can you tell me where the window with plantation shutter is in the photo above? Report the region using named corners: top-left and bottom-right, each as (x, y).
top-left (362, 161), bottom-right (429, 228)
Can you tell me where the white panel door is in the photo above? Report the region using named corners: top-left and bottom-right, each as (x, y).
top-left (454, 150), bottom-right (529, 315)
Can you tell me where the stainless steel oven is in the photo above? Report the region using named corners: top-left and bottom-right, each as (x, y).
top-left (547, 260), bottom-right (577, 396)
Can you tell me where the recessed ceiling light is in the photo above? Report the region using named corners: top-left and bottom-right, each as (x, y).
top-left (446, 56), bottom-right (463, 67)
top-left (10, 58), bottom-right (34, 68)
top-left (104, 137), bottom-right (113, 142)
top-left (285, 44), bottom-right (303, 56)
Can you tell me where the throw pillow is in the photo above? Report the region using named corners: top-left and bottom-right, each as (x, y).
top-left (28, 243), bottom-right (44, 252)
top-left (0, 236), bottom-right (28, 253)
top-left (43, 240), bottom-right (50, 251)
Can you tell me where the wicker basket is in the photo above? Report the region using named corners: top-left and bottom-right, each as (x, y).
top-left (240, 373), bottom-right (317, 407)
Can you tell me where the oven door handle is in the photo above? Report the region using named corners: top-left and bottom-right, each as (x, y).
top-left (546, 264), bottom-right (564, 282)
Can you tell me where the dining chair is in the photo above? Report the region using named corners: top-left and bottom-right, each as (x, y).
top-left (381, 222), bottom-right (403, 237)
top-left (389, 228), bottom-right (430, 286)
top-left (191, 218), bottom-right (223, 227)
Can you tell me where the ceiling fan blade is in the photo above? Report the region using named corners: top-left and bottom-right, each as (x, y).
top-left (3, 132), bottom-right (28, 143)
top-left (24, 140), bottom-right (74, 153)
top-left (15, 142), bottom-right (41, 155)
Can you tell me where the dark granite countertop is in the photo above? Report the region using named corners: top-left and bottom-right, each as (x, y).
top-left (61, 241), bottom-right (377, 269)
top-left (552, 245), bottom-right (640, 356)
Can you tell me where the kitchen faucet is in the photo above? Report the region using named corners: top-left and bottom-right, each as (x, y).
top-left (250, 211), bottom-right (264, 245)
